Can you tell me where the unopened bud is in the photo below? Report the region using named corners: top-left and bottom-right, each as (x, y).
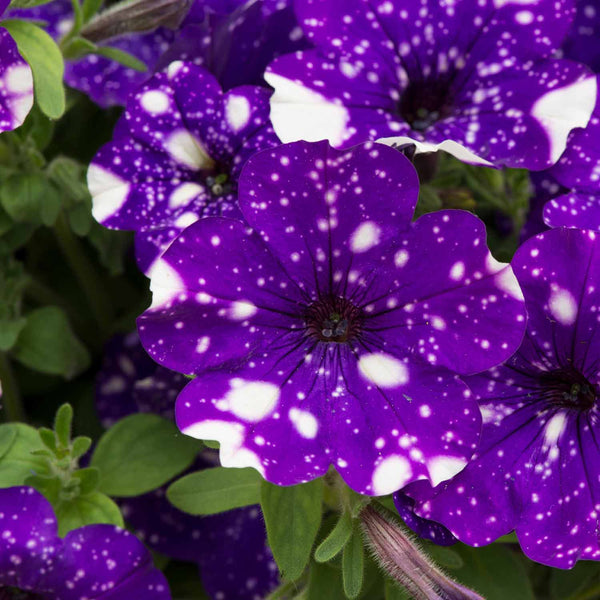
top-left (360, 505), bottom-right (484, 600)
top-left (80, 0), bottom-right (194, 44)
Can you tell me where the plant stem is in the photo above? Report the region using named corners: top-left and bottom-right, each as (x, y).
top-left (53, 212), bottom-right (113, 338)
top-left (0, 352), bottom-right (25, 422)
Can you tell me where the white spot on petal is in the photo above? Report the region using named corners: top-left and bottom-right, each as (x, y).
top-left (428, 456), bottom-right (467, 486)
top-left (449, 261), bottom-right (465, 281)
top-left (225, 380), bottom-right (280, 422)
top-left (372, 455), bottom-right (413, 495)
top-left (228, 300), bottom-right (257, 320)
top-left (148, 258), bottom-right (186, 309)
top-left (289, 408), bottom-right (318, 439)
top-left (544, 412), bottom-right (568, 446)
top-left (358, 353), bottom-right (409, 388)
top-left (169, 182), bottom-right (204, 209)
top-left (350, 222), bottom-right (381, 253)
top-left (88, 164), bottom-right (131, 223)
top-left (140, 90), bottom-right (170, 115)
top-left (164, 130), bottom-right (216, 171)
top-left (549, 288), bottom-right (578, 325)
top-left (395, 249), bottom-right (410, 268)
top-left (225, 94), bottom-right (251, 132)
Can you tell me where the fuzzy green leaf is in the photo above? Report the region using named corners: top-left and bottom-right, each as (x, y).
top-left (167, 467), bottom-right (262, 515)
top-left (342, 525), bottom-right (364, 599)
top-left (55, 491), bottom-right (124, 537)
top-left (315, 510), bottom-right (353, 563)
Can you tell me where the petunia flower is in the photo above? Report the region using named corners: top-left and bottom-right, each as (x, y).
top-left (88, 60), bottom-right (279, 273)
top-left (138, 140), bottom-right (527, 495)
top-left (266, 0), bottom-right (597, 169)
top-left (0, 486), bottom-right (170, 598)
top-left (0, 0), bottom-right (34, 134)
top-left (561, 0), bottom-right (600, 71)
top-left (157, 0), bottom-right (310, 91)
top-left (397, 227), bottom-right (600, 568)
top-left (95, 332), bottom-right (279, 600)
top-left (7, 0), bottom-right (186, 108)
top-left (542, 76), bottom-right (600, 230)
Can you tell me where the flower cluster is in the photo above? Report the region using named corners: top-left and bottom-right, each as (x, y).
top-left (3, 0), bottom-right (600, 595)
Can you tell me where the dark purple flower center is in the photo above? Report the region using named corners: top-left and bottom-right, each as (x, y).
top-left (539, 368), bottom-right (597, 411)
top-left (206, 170), bottom-right (234, 198)
top-left (0, 588), bottom-right (43, 600)
top-left (398, 79), bottom-right (455, 131)
top-left (305, 295), bottom-right (363, 343)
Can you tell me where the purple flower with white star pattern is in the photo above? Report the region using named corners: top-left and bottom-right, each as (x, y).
top-left (543, 76), bottom-right (600, 230)
top-left (266, 0), bottom-right (597, 169)
top-left (157, 0), bottom-right (310, 91)
top-left (88, 61), bottom-right (279, 273)
top-left (138, 140), bottom-right (527, 495)
top-left (561, 0), bottom-right (600, 71)
top-left (95, 332), bottom-right (279, 600)
top-left (398, 227), bottom-right (600, 568)
top-left (0, 1), bottom-right (34, 134)
top-left (0, 486), bottom-right (170, 599)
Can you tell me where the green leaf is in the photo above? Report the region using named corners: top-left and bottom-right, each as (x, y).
top-left (11, 306), bottom-right (91, 378)
top-left (0, 318), bottom-right (26, 351)
top-left (9, 0), bottom-right (57, 7)
top-left (91, 414), bottom-right (200, 497)
top-left (550, 560), bottom-right (600, 600)
top-left (342, 525), bottom-right (364, 599)
top-left (92, 46), bottom-right (147, 72)
top-left (424, 543), bottom-right (464, 570)
top-left (55, 491), bottom-right (124, 536)
top-left (1, 20), bottom-right (65, 119)
top-left (261, 478), bottom-right (323, 581)
top-left (0, 423), bottom-right (48, 486)
top-left (167, 466), bottom-right (262, 516)
top-left (71, 436), bottom-right (92, 459)
top-left (0, 173), bottom-right (62, 226)
top-left (54, 403), bottom-right (73, 447)
top-left (82, 0), bottom-right (103, 22)
top-left (315, 510), bottom-right (353, 563)
top-left (24, 473), bottom-right (61, 504)
top-left (38, 427), bottom-right (57, 452)
top-left (308, 562), bottom-right (346, 600)
top-left (452, 544), bottom-right (535, 600)
top-left (72, 467), bottom-right (100, 495)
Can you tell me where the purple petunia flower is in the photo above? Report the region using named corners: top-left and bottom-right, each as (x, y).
top-left (397, 227), bottom-right (600, 568)
top-left (137, 140), bottom-right (527, 495)
top-left (542, 76), bottom-right (600, 230)
top-left (7, 0), bottom-right (182, 108)
top-left (95, 332), bottom-right (279, 600)
top-left (0, 1), bottom-right (34, 133)
top-left (88, 60), bottom-right (279, 273)
top-left (266, 0), bottom-right (597, 169)
top-left (157, 0), bottom-right (310, 91)
top-left (561, 0), bottom-right (600, 71)
top-left (0, 486), bottom-right (170, 598)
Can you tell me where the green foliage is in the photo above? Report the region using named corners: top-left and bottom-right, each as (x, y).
top-left (11, 306), bottom-right (91, 377)
top-left (91, 414), bottom-right (200, 497)
top-left (0, 423), bottom-right (48, 486)
top-left (307, 562), bottom-right (346, 600)
top-left (315, 510), bottom-right (353, 563)
top-left (2, 20), bottom-right (66, 119)
top-left (550, 561), bottom-right (600, 600)
top-left (8, 0), bottom-right (56, 7)
top-left (55, 491), bottom-right (124, 536)
top-left (342, 524), bottom-right (365, 599)
top-left (167, 466), bottom-right (263, 515)
top-left (261, 478), bottom-right (323, 581)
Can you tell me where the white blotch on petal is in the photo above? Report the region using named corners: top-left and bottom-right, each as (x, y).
top-left (265, 72), bottom-right (350, 146)
top-left (376, 136), bottom-right (494, 167)
top-left (228, 300), bottom-right (258, 320)
top-left (225, 94), bottom-right (251, 132)
top-left (140, 90), bottom-right (170, 115)
top-left (428, 456), bottom-right (467, 486)
top-left (372, 455), bottom-right (413, 495)
top-left (164, 129), bottom-right (215, 170)
top-left (549, 288), bottom-right (578, 325)
top-left (395, 249), bottom-right (410, 268)
top-left (350, 222), bottom-right (381, 253)
top-left (225, 380), bottom-right (280, 422)
top-left (148, 258), bottom-right (186, 309)
top-left (532, 76), bottom-right (597, 164)
top-left (196, 336), bottom-right (210, 353)
top-left (449, 261), bottom-right (465, 281)
top-left (88, 164), bottom-right (131, 223)
top-left (174, 212), bottom-right (199, 229)
top-left (544, 412), bottom-right (568, 447)
top-left (358, 353), bottom-right (409, 388)
top-left (169, 182), bottom-right (204, 209)
top-left (494, 268), bottom-right (525, 300)
top-left (289, 408), bottom-right (319, 439)
top-left (4, 64), bottom-right (33, 94)
top-left (494, 0), bottom-right (537, 7)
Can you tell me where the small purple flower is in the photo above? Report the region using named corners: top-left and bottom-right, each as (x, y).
top-left (543, 76), bottom-right (600, 230)
top-left (561, 0), bottom-right (600, 71)
top-left (7, 0), bottom-right (178, 108)
top-left (88, 60), bottom-right (278, 273)
top-left (0, 486), bottom-right (170, 598)
top-left (157, 0), bottom-right (310, 91)
top-left (138, 140), bottom-right (527, 495)
top-left (266, 0), bottom-right (597, 169)
top-left (95, 332), bottom-right (279, 600)
top-left (399, 227), bottom-right (600, 568)
top-left (0, 1), bottom-right (34, 134)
